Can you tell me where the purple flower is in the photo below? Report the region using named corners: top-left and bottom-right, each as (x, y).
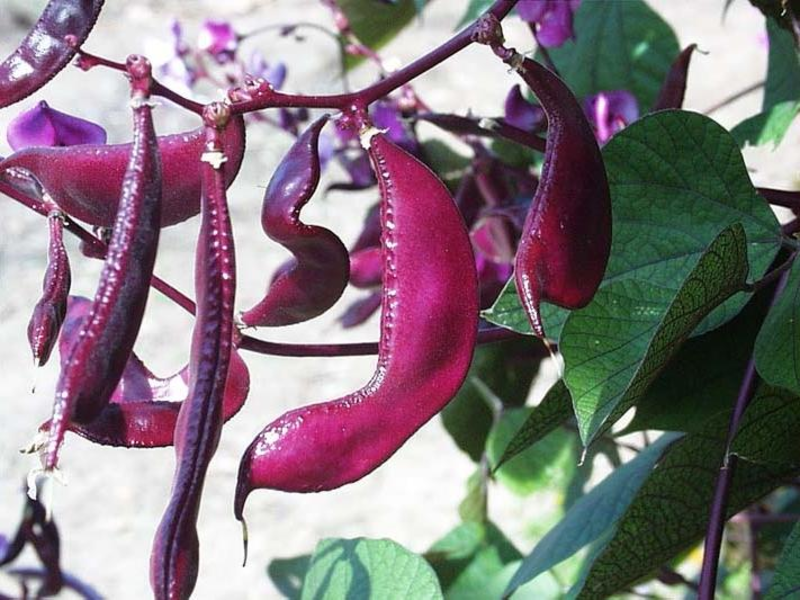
top-left (372, 101), bottom-right (418, 154)
top-left (198, 19), bottom-right (238, 61)
top-left (7, 101), bottom-right (107, 151)
top-left (517, 0), bottom-right (581, 48)
top-left (248, 51), bottom-right (287, 89)
top-left (503, 85), bottom-right (545, 131)
top-left (584, 90), bottom-right (640, 144)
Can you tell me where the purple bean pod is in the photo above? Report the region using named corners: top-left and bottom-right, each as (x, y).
top-left (27, 212), bottom-right (71, 366)
top-left (349, 246), bottom-right (382, 289)
top-left (339, 291), bottom-right (382, 328)
top-left (0, 0), bottom-right (105, 108)
top-left (507, 53), bottom-right (612, 337)
top-left (652, 44), bottom-right (698, 112)
top-left (240, 115), bottom-right (349, 327)
top-left (234, 129), bottom-right (478, 512)
top-left (150, 103), bottom-right (237, 600)
top-left (44, 55), bottom-right (163, 470)
top-left (0, 115), bottom-right (245, 228)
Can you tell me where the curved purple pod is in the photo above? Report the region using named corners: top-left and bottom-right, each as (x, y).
top-left (350, 202), bottom-right (381, 253)
top-left (240, 115), bottom-right (349, 327)
top-left (509, 54), bottom-right (612, 337)
top-left (652, 44), bottom-right (697, 112)
top-left (234, 131), bottom-right (478, 510)
top-left (0, 0), bottom-right (105, 108)
top-left (339, 291), bottom-right (382, 328)
top-left (349, 246), bottom-right (382, 289)
top-left (44, 57), bottom-right (163, 470)
top-left (43, 296), bottom-right (249, 448)
top-left (0, 115), bottom-right (245, 227)
top-left (151, 106), bottom-right (237, 600)
top-left (27, 213), bottom-right (71, 366)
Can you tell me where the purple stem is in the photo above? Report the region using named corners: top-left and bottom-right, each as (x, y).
top-left (759, 187), bottom-right (800, 212)
top-left (230, 0), bottom-right (520, 114)
top-left (703, 80), bottom-right (765, 115)
top-left (698, 267), bottom-right (793, 599)
top-left (7, 567), bottom-right (103, 600)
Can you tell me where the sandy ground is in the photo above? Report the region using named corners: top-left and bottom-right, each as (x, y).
top-left (0, 1), bottom-right (797, 598)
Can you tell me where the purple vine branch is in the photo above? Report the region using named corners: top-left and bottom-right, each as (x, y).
top-left (698, 266), bottom-right (793, 599)
top-left (703, 80), bottom-right (765, 115)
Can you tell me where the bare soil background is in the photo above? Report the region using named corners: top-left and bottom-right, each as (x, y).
top-left (0, 1), bottom-right (797, 598)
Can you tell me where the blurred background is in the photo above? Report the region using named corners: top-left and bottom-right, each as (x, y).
top-left (0, 1), bottom-right (797, 597)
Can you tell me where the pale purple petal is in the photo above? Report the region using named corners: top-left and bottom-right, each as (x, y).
top-left (536, 1), bottom-right (577, 47)
top-left (7, 101), bottom-right (107, 151)
top-left (198, 19), bottom-right (238, 59)
top-left (584, 90), bottom-right (640, 144)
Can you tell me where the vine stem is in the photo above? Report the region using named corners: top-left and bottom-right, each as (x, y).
top-left (698, 266), bottom-right (793, 599)
top-left (229, 0), bottom-right (520, 114)
top-left (702, 80), bottom-right (765, 115)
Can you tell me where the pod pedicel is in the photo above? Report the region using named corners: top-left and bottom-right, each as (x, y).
top-left (0, 115), bottom-right (245, 227)
top-left (507, 53), bottom-right (612, 337)
top-left (0, 0), bottom-right (105, 108)
top-left (150, 104), bottom-right (237, 600)
top-left (240, 115), bottom-right (349, 327)
top-left (44, 55), bottom-right (163, 470)
top-left (27, 212), bottom-right (71, 366)
top-left (234, 129), bottom-right (478, 511)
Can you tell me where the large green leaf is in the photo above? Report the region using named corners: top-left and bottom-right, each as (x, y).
top-left (731, 385), bottom-right (800, 467)
top-left (301, 538), bottom-right (442, 600)
top-left (755, 260), bottom-right (800, 395)
top-left (764, 18), bottom-right (800, 110)
top-left (339, 0), bottom-right (423, 69)
top-left (731, 100), bottom-right (800, 149)
top-left (765, 520), bottom-right (800, 600)
top-left (545, 0), bottom-right (680, 108)
top-left (562, 389), bottom-right (800, 599)
top-left (268, 555), bottom-right (311, 599)
top-left (504, 433), bottom-right (681, 595)
top-left (441, 340), bottom-right (539, 461)
top-left (484, 111), bottom-right (782, 340)
top-left (564, 224), bottom-right (750, 446)
top-left (482, 278), bottom-right (569, 340)
top-left (623, 286), bottom-right (771, 433)
top-left (492, 380), bottom-right (573, 471)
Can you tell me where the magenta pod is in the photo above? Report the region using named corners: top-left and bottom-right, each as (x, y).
top-left (234, 129), bottom-right (478, 513)
top-left (0, 0), bottom-right (105, 108)
top-left (44, 56), bottom-right (163, 470)
top-left (652, 44), bottom-right (697, 112)
top-left (27, 212), bottom-right (71, 366)
top-left (240, 115), bottom-right (349, 327)
top-left (349, 246), bottom-right (382, 289)
top-left (150, 104), bottom-right (237, 600)
top-left (339, 291), bottom-right (382, 328)
top-left (42, 296), bottom-right (249, 448)
top-left (508, 54), bottom-right (612, 337)
top-left (0, 115), bottom-right (245, 228)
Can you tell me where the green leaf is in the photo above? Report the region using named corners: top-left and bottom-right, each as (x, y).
top-left (268, 555), bottom-right (311, 600)
top-left (456, 0), bottom-right (493, 28)
top-left (504, 433), bottom-right (681, 594)
top-left (731, 101), bottom-right (800, 149)
top-left (421, 139), bottom-right (471, 192)
top-left (339, 0), bottom-right (420, 69)
top-left (624, 287), bottom-right (771, 433)
top-left (441, 340), bottom-right (539, 461)
top-left (484, 111), bottom-right (782, 339)
top-left (764, 520), bottom-right (800, 600)
top-left (487, 409), bottom-right (577, 496)
top-left (482, 278), bottom-right (569, 340)
top-left (564, 224), bottom-right (750, 446)
top-left (492, 380), bottom-right (574, 471)
top-left (545, 0), bottom-right (680, 108)
top-left (301, 538), bottom-right (443, 600)
top-left (731, 384), bottom-right (800, 467)
top-left (566, 389), bottom-right (800, 599)
top-left (755, 260), bottom-right (800, 395)
top-left (458, 469), bottom-right (488, 524)
top-left (764, 18), bottom-right (800, 110)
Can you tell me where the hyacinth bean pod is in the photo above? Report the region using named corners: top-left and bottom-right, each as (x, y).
top-left (44, 56), bottom-right (163, 470)
top-left (0, 115), bottom-right (245, 228)
top-left (234, 130), bottom-right (478, 511)
top-left (41, 296), bottom-right (249, 448)
top-left (507, 53), bottom-right (612, 337)
top-left (349, 246), bottom-right (382, 289)
top-left (339, 291), bottom-right (382, 328)
top-left (27, 212), bottom-right (71, 366)
top-left (0, 0), bottom-right (105, 108)
top-left (652, 44), bottom-right (697, 112)
top-left (240, 115), bottom-right (349, 327)
top-left (150, 104), bottom-right (236, 600)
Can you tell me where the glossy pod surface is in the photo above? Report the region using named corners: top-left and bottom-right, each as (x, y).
top-left (0, 116), bottom-right (245, 227)
top-left (652, 44), bottom-right (697, 112)
top-left (45, 59), bottom-right (163, 469)
top-left (510, 55), bottom-right (612, 337)
top-left (234, 132), bottom-right (478, 508)
top-left (151, 111), bottom-right (237, 600)
top-left (27, 213), bottom-right (71, 366)
top-left (0, 0), bottom-right (105, 108)
top-left (240, 115), bottom-right (349, 327)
